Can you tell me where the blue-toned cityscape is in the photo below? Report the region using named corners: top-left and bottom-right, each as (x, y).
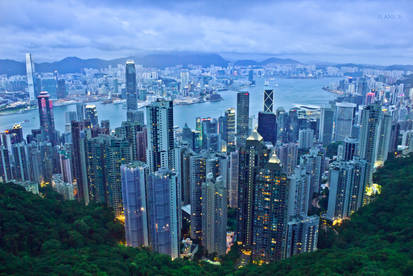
top-left (1, 0), bottom-right (413, 275)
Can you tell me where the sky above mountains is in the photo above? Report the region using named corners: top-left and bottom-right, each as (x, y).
top-left (1, 0), bottom-right (412, 65)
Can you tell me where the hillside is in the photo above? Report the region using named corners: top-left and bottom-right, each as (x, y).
top-left (1, 154), bottom-right (413, 275)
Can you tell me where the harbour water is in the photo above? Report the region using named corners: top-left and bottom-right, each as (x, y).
top-left (0, 78), bottom-right (339, 136)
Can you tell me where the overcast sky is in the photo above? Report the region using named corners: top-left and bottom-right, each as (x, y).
top-left (1, 0), bottom-right (412, 64)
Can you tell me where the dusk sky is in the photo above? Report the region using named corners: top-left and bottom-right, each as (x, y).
top-left (1, 0), bottom-right (412, 64)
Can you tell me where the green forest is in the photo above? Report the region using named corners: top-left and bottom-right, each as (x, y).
top-left (1, 154), bottom-right (413, 275)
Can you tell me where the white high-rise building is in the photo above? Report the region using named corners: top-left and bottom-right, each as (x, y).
top-left (146, 99), bottom-right (175, 172)
top-left (25, 53), bottom-right (35, 102)
top-left (334, 102), bottom-right (356, 142)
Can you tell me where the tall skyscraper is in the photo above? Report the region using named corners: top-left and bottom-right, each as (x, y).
top-left (202, 173), bottom-right (227, 256)
top-left (147, 168), bottom-right (181, 259)
top-left (319, 107), bottom-right (334, 145)
top-left (189, 154), bottom-right (206, 241)
top-left (236, 92), bottom-right (250, 145)
top-left (299, 147), bottom-right (325, 210)
top-left (237, 130), bottom-right (270, 258)
top-left (228, 150), bottom-right (239, 208)
top-left (358, 103), bottom-right (382, 184)
top-left (71, 121), bottom-right (91, 204)
top-left (85, 105), bottom-right (99, 128)
top-left (257, 112), bottom-right (277, 146)
top-left (25, 53), bottom-right (36, 102)
top-left (86, 135), bottom-right (110, 203)
top-left (121, 161), bottom-right (149, 248)
top-left (264, 89), bottom-right (274, 113)
top-left (276, 107), bottom-right (289, 143)
top-left (146, 99), bottom-right (175, 172)
top-left (252, 151), bottom-right (288, 263)
top-left (37, 91), bottom-right (57, 145)
top-left (334, 102), bottom-right (356, 142)
top-left (225, 108), bottom-right (236, 151)
top-left (105, 137), bottom-right (132, 216)
top-left (376, 112), bottom-right (392, 165)
top-left (76, 103), bottom-right (85, 121)
top-left (136, 127), bottom-right (147, 163)
top-left (126, 60), bottom-right (138, 121)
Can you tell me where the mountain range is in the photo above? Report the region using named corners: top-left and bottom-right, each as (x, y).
top-left (0, 53), bottom-right (300, 75)
top-left (0, 52), bottom-right (412, 76)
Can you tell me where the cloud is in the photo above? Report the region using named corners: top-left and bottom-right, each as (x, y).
top-left (0, 0), bottom-right (412, 64)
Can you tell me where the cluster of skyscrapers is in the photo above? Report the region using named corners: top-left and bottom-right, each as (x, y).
top-left (1, 58), bottom-right (413, 266)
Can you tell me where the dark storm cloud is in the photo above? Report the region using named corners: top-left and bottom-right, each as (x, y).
top-left (0, 0), bottom-right (412, 64)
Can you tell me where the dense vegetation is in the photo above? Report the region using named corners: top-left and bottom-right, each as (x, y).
top-left (1, 154), bottom-right (413, 275)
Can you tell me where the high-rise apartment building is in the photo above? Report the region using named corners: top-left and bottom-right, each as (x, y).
top-left (121, 161), bottom-right (149, 248)
top-left (147, 168), bottom-right (181, 259)
top-left (146, 99), bottom-right (175, 172)
top-left (358, 103), bottom-right (382, 184)
top-left (201, 173), bottom-right (227, 256)
top-left (334, 102), bottom-right (356, 142)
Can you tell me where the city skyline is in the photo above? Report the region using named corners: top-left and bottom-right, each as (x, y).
top-left (0, 0), bottom-right (412, 64)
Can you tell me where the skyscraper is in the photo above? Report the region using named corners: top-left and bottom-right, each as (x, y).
top-left (276, 143), bottom-right (298, 176)
top-left (252, 151), bottom-right (288, 263)
top-left (298, 129), bottom-right (314, 150)
top-left (358, 103), bottom-right (382, 184)
top-left (25, 53), bottom-right (36, 102)
top-left (85, 104), bottom-right (99, 128)
top-left (376, 112), bottom-right (392, 165)
top-left (146, 99), bottom-right (175, 172)
top-left (76, 103), bottom-right (85, 121)
top-left (334, 102), bottom-right (356, 142)
top-left (189, 155), bottom-right (206, 241)
top-left (225, 108), bottom-right (236, 151)
top-left (343, 137), bottom-right (358, 161)
top-left (105, 137), bottom-right (132, 216)
top-left (237, 130), bottom-right (270, 257)
top-left (71, 121), bottom-right (91, 204)
top-left (126, 60), bottom-right (138, 121)
top-left (319, 107), bottom-right (334, 145)
top-left (257, 112), bottom-right (277, 146)
top-left (115, 121), bottom-right (144, 161)
top-left (228, 150), bottom-right (239, 208)
top-left (121, 161), bottom-right (149, 248)
top-left (276, 107), bottom-right (289, 143)
top-left (327, 158), bottom-right (368, 220)
top-left (285, 215), bottom-right (319, 258)
top-left (202, 173), bottom-right (227, 256)
top-left (236, 92), bottom-right (250, 145)
top-left (147, 168), bottom-right (181, 259)
top-left (264, 89), bottom-right (274, 113)
top-left (37, 91), bottom-right (57, 145)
